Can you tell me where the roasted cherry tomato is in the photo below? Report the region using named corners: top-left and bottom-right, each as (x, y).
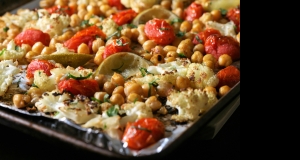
top-left (103, 37), bottom-right (131, 59)
top-left (63, 25), bottom-right (106, 53)
top-left (192, 28), bottom-right (221, 45)
top-left (14, 28), bottom-right (50, 47)
top-left (111, 9), bottom-right (137, 26)
top-left (226, 7), bottom-right (240, 32)
top-left (58, 79), bottom-right (100, 97)
top-left (216, 65), bottom-right (240, 88)
top-left (46, 5), bottom-right (76, 16)
top-left (204, 34), bottom-right (240, 61)
top-left (184, 2), bottom-right (204, 22)
top-left (108, 0), bottom-right (125, 10)
top-left (122, 118), bottom-right (165, 150)
top-left (144, 18), bottom-right (175, 45)
top-left (26, 59), bottom-right (56, 79)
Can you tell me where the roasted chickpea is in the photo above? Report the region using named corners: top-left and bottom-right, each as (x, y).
top-left (94, 92), bottom-right (109, 102)
top-left (112, 86), bottom-right (125, 98)
top-left (141, 83), bottom-right (157, 98)
top-left (219, 85), bottom-right (231, 97)
top-left (124, 83), bottom-right (143, 97)
top-left (103, 81), bottom-right (116, 95)
top-left (175, 76), bottom-right (191, 90)
top-left (13, 94), bottom-right (31, 109)
top-left (77, 43), bottom-right (90, 54)
top-left (110, 93), bottom-right (125, 106)
top-left (204, 86), bottom-right (217, 96)
top-left (111, 72), bottom-right (125, 86)
top-left (145, 96), bottom-right (162, 112)
top-left (218, 54), bottom-right (232, 67)
top-left (126, 93), bottom-right (142, 103)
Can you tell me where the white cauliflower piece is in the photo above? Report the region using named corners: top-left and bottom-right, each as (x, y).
top-left (35, 92), bottom-right (100, 124)
top-left (82, 115), bottom-right (122, 140)
top-left (0, 9), bottom-right (38, 28)
top-left (119, 101), bottom-right (153, 128)
top-left (121, 0), bottom-right (159, 13)
top-left (147, 58), bottom-right (190, 76)
top-left (186, 63), bottom-right (219, 89)
top-left (50, 66), bottom-right (93, 80)
top-left (36, 10), bottom-right (70, 38)
top-left (166, 88), bottom-right (213, 122)
top-left (0, 40), bottom-right (26, 61)
top-left (35, 90), bottom-right (72, 113)
top-left (33, 70), bottom-right (56, 92)
top-left (0, 60), bottom-right (20, 96)
top-left (100, 18), bottom-right (119, 38)
top-left (205, 21), bottom-right (237, 40)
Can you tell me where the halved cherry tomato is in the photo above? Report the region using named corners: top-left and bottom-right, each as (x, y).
top-left (192, 28), bottom-right (221, 45)
top-left (26, 59), bottom-right (56, 79)
top-left (217, 65), bottom-right (240, 88)
top-left (204, 34), bottom-right (240, 61)
top-left (226, 7), bottom-right (240, 32)
top-left (14, 28), bottom-right (51, 47)
top-left (46, 5), bottom-right (76, 16)
top-left (63, 25), bottom-right (106, 53)
top-left (58, 79), bottom-right (100, 97)
top-left (108, 0), bottom-right (125, 10)
top-left (103, 37), bottom-right (131, 59)
top-left (111, 9), bottom-right (137, 26)
top-left (144, 18), bottom-right (175, 45)
top-left (122, 118), bottom-right (165, 150)
top-left (184, 2), bottom-right (204, 22)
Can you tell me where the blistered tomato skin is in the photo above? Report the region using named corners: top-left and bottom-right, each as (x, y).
top-left (63, 25), bottom-right (106, 53)
top-left (144, 18), bottom-right (175, 46)
top-left (204, 34), bottom-right (240, 61)
top-left (122, 118), bottom-right (165, 150)
top-left (184, 2), bottom-right (204, 22)
top-left (58, 79), bottom-right (100, 97)
top-left (226, 7), bottom-right (240, 32)
top-left (108, 0), bottom-right (126, 10)
top-left (14, 28), bottom-right (51, 47)
top-left (112, 9), bottom-right (137, 26)
top-left (103, 37), bottom-right (131, 59)
top-left (26, 59), bottom-right (55, 79)
top-left (217, 65), bottom-right (240, 88)
top-left (193, 28), bottom-right (221, 45)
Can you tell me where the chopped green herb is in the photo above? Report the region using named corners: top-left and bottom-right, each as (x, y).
top-left (104, 93), bottom-right (110, 102)
top-left (159, 27), bottom-right (169, 31)
top-left (127, 23), bottom-right (137, 28)
top-left (139, 67), bottom-right (153, 77)
top-left (178, 53), bottom-right (187, 58)
top-left (171, 18), bottom-right (183, 25)
top-left (32, 83), bottom-right (39, 88)
top-left (80, 20), bottom-right (90, 27)
top-left (3, 27), bottom-right (9, 32)
top-left (176, 31), bottom-right (185, 37)
top-left (107, 105), bottom-right (119, 117)
top-left (220, 8), bottom-right (227, 16)
top-left (195, 35), bottom-right (203, 44)
top-left (66, 73), bottom-right (92, 80)
top-left (106, 30), bottom-right (121, 40)
top-left (112, 62), bottom-right (124, 73)
top-left (0, 48), bottom-right (6, 56)
top-left (91, 97), bottom-right (102, 104)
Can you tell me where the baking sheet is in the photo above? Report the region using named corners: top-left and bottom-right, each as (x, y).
top-left (0, 0), bottom-right (240, 158)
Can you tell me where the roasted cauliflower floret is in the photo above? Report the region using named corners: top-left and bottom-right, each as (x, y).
top-left (36, 10), bottom-right (70, 38)
top-left (0, 60), bottom-right (20, 96)
top-left (82, 115), bottom-right (122, 140)
top-left (205, 21), bottom-right (237, 39)
top-left (35, 92), bottom-right (100, 124)
top-left (100, 18), bottom-right (119, 39)
top-left (121, 0), bottom-right (160, 12)
top-left (33, 70), bottom-right (56, 92)
top-left (0, 40), bottom-right (26, 61)
top-left (166, 88), bottom-right (217, 123)
top-left (119, 101), bottom-right (153, 128)
top-left (186, 63), bottom-right (219, 89)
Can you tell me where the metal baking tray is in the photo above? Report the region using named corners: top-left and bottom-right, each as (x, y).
top-left (0, 0), bottom-right (240, 159)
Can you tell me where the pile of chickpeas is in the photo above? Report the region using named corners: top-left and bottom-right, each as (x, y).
top-left (3, 0), bottom-right (239, 116)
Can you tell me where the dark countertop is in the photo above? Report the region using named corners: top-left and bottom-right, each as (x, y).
top-left (0, 106), bottom-right (240, 160)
